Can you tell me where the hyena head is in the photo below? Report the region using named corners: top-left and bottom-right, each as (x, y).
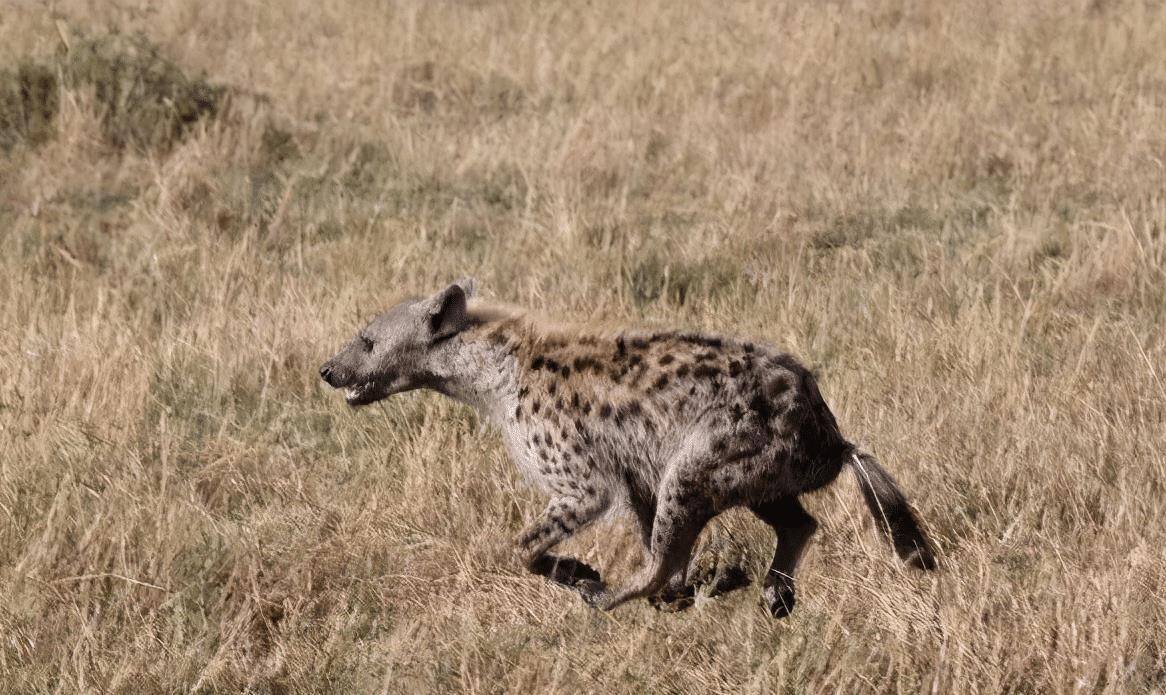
top-left (319, 279), bottom-right (475, 407)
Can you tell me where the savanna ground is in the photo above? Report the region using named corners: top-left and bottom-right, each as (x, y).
top-left (2, 0), bottom-right (1165, 692)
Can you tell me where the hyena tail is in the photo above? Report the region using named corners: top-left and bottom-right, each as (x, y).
top-left (848, 451), bottom-right (937, 570)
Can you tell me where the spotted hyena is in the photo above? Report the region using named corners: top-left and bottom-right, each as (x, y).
top-left (320, 279), bottom-right (937, 616)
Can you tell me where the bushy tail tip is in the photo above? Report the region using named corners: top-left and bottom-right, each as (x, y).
top-left (849, 451), bottom-right (937, 570)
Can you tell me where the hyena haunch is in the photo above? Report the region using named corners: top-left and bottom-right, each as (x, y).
top-left (320, 280), bottom-right (937, 617)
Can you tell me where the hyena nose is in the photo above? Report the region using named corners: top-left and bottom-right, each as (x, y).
top-left (320, 365), bottom-right (335, 386)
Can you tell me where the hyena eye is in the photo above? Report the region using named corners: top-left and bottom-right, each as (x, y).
top-left (360, 336), bottom-right (374, 352)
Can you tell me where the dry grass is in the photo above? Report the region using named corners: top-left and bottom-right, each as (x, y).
top-left (2, 0), bottom-right (1165, 692)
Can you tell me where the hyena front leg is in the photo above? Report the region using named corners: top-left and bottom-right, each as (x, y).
top-left (516, 493), bottom-right (609, 591)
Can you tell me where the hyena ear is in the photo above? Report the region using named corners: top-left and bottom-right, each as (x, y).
top-left (426, 280), bottom-right (472, 341)
top-left (452, 276), bottom-right (476, 298)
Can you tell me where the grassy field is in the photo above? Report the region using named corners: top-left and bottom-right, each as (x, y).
top-left (2, 0), bottom-right (1165, 692)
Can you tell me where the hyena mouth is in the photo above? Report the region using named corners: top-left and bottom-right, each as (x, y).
top-left (345, 381), bottom-right (384, 407)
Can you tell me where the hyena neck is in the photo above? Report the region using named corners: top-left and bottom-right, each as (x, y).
top-left (428, 317), bottom-right (525, 426)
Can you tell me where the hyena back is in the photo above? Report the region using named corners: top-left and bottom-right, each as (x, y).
top-left (320, 280), bottom-right (937, 617)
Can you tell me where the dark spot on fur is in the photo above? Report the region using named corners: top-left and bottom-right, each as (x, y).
top-left (652, 373), bottom-right (670, 390)
top-left (749, 393), bottom-right (775, 421)
top-left (696, 351), bottom-right (718, 362)
top-left (768, 353), bottom-right (801, 371)
top-left (582, 402), bottom-right (592, 415)
top-left (599, 403), bottom-right (613, 419)
top-left (548, 381), bottom-right (558, 396)
top-left (555, 398), bottom-right (565, 411)
top-left (728, 360), bottom-right (743, 377)
top-left (614, 401), bottom-right (642, 426)
top-left (570, 393), bottom-right (581, 410)
top-left (532, 399), bottom-right (541, 414)
top-left (630, 337), bottom-right (648, 350)
top-left (769, 375), bottom-right (793, 397)
top-left (615, 336), bottom-right (627, 359)
top-left (679, 334), bottom-right (723, 349)
top-left (531, 356), bottom-right (545, 370)
top-left (731, 403), bottom-right (745, 420)
top-left (518, 386), bottom-right (529, 399)
top-left (545, 358), bottom-right (561, 373)
top-left (622, 401), bottom-right (642, 419)
top-left (573, 356), bottom-right (601, 373)
top-left (676, 364), bottom-right (691, 378)
top-left (629, 354), bottom-right (643, 367)
top-left (515, 405), bottom-right (523, 420)
top-left (658, 354), bottom-right (675, 366)
top-left (694, 364), bottom-right (720, 379)
top-left (560, 365), bottom-right (571, 378)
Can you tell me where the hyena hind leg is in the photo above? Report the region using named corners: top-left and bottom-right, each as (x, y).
top-left (626, 491), bottom-right (696, 611)
top-left (517, 493), bottom-right (609, 592)
top-left (750, 497), bottom-right (819, 618)
top-left (588, 478), bottom-right (714, 612)
top-left (645, 520), bottom-right (753, 612)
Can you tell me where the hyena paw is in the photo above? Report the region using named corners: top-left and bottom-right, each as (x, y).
top-left (648, 584), bottom-right (696, 612)
top-left (575, 578), bottom-right (608, 607)
top-left (761, 582), bottom-right (797, 619)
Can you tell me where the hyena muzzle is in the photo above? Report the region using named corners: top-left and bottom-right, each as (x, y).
top-left (320, 280), bottom-right (937, 617)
